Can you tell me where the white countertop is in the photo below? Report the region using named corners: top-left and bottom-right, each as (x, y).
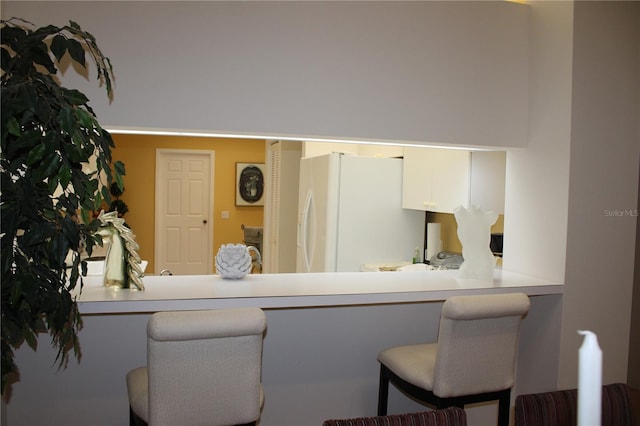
top-left (76, 269), bottom-right (563, 314)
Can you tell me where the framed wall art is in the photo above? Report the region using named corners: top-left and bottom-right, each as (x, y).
top-left (236, 163), bottom-right (266, 206)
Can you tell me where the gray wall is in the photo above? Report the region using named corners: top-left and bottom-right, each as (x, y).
top-left (2, 1), bottom-right (529, 148)
top-left (4, 297), bottom-right (562, 426)
top-left (559, 0), bottom-right (640, 388)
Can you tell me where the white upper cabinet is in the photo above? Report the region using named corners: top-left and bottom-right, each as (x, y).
top-left (469, 151), bottom-right (506, 214)
top-left (402, 147), bottom-right (471, 213)
top-left (402, 148), bottom-right (506, 214)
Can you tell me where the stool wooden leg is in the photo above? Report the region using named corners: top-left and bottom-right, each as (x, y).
top-left (497, 389), bottom-right (511, 426)
top-left (377, 365), bottom-right (390, 416)
top-left (129, 406), bottom-right (148, 426)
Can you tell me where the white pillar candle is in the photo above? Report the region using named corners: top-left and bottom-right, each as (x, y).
top-left (578, 330), bottom-right (602, 426)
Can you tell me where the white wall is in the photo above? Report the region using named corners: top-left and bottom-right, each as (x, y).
top-left (504, 1), bottom-right (640, 389)
top-left (503, 2), bottom-right (574, 283)
top-left (559, 1), bottom-right (640, 388)
top-left (2, 1), bottom-right (529, 148)
top-left (499, 3), bottom-right (573, 395)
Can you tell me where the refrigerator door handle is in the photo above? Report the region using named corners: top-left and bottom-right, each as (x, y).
top-left (298, 190), bottom-right (314, 272)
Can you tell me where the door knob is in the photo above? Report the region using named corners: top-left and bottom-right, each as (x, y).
top-left (203, 220), bottom-right (207, 224)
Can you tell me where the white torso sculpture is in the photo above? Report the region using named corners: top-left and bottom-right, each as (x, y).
top-left (454, 205), bottom-right (498, 280)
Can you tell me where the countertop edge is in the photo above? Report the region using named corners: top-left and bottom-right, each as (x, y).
top-left (76, 270), bottom-right (563, 315)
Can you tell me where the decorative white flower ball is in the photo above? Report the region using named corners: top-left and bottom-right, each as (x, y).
top-left (215, 244), bottom-right (253, 279)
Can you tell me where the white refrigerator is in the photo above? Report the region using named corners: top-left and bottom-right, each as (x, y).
top-left (296, 153), bottom-right (425, 272)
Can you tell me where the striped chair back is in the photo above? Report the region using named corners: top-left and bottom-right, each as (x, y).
top-left (515, 383), bottom-right (636, 426)
top-left (323, 407), bottom-right (467, 426)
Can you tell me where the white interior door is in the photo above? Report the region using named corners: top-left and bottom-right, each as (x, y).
top-left (155, 149), bottom-right (214, 275)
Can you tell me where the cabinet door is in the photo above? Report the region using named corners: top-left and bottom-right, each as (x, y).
top-left (402, 147), bottom-right (470, 213)
top-left (429, 149), bottom-right (470, 213)
top-left (402, 146), bottom-right (434, 210)
top-left (469, 151), bottom-right (506, 213)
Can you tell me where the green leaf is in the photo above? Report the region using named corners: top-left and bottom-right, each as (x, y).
top-left (75, 112), bottom-right (95, 134)
top-left (85, 177), bottom-right (99, 195)
top-left (26, 143), bottom-right (46, 166)
top-left (29, 42), bottom-right (56, 74)
top-left (67, 39), bottom-right (85, 68)
top-left (58, 106), bottom-right (75, 133)
top-left (101, 185), bottom-right (110, 205)
top-left (48, 174), bottom-right (60, 194)
top-left (80, 209), bottom-right (90, 225)
top-left (64, 89), bottom-right (89, 106)
top-left (114, 160), bottom-right (126, 176)
top-left (50, 34), bottom-right (67, 62)
top-left (21, 84), bottom-right (40, 116)
top-left (114, 172), bottom-right (124, 192)
top-left (10, 130), bottom-right (41, 154)
top-left (24, 329), bottom-right (38, 351)
top-left (59, 165), bottom-right (71, 188)
top-left (33, 95), bottom-right (52, 123)
top-left (1, 47), bottom-right (12, 74)
top-left (63, 140), bottom-right (85, 164)
top-left (41, 153), bottom-right (62, 179)
top-left (1, 26), bottom-right (27, 49)
top-left (61, 217), bottom-right (79, 246)
top-left (6, 117), bottom-right (21, 136)
top-left (69, 262), bottom-right (80, 288)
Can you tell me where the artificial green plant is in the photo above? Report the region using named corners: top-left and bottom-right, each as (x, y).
top-left (1, 18), bottom-right (124, 394)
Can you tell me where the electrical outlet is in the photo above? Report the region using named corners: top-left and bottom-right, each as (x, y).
top-left (221, 210), bottom-right (230, 219)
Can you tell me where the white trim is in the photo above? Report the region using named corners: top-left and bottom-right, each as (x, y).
top-left (106, 126), bottom-right (492, 151)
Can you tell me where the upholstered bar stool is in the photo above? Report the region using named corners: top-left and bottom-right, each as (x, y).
top-left (377, 293), bottom-right (530, 426)
top-left (126, 307), bottom-right (267, 426)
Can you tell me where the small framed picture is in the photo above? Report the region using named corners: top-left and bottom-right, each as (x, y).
top-left (236, 163), bottom-right (266, 206)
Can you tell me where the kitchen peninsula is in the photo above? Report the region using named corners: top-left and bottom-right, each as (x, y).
top-left (77, 269), bottom-right (560, 313)
top-left (6, 270), bottom-right (563, 426)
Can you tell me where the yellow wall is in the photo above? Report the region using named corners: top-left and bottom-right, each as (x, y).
top-left (431, 212), bottom-right (504, 254)
top-left (110, 134), bottom-right (265, 274)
